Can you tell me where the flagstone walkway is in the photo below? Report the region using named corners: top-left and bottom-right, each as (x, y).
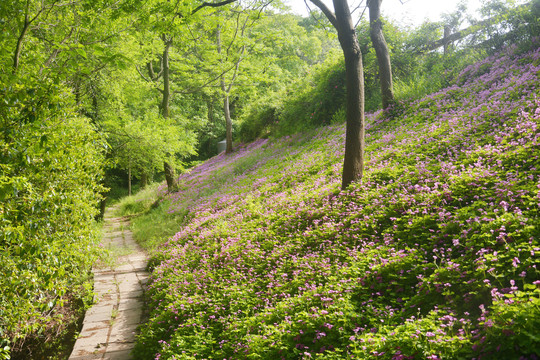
top-left (69, 208), bottom-right (148, 360)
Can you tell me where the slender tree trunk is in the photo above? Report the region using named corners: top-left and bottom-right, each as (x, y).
top-left (98, 198), bottom-right (107, 221)
top-left (216, 24), bottom-right (234, 154)
top-left (74, 76), bottom-right (81, 105)
top-left (223, 93), bottom-right (233, 153)
top-left (161, 35), bottom-right (172, 119)
top-left (128, 160), bottom-right (132, 196)
top-left (13, 8), bottom-right (31, 72)
top-left (13, 24), bottom-right (29, 71)
top-left (140, 171), bottom-right (148, 189)
top-left (334, 0), bottom-right (365, 190)
top-left (340, 46), bottom-right (365, 190)
top-left (160, 35), bottom-right (178, 192)
top-left (368, 0), bottom-right (394, 109)
top-left (207, 97), bottom-right (215, 124)
top-left (91, 88), bottom-right (99, 123)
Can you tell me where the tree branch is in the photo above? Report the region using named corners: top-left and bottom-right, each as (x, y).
top-left (192, 0), bottom-right (238, 15)
top-left (147, 62), bottom-right (157, 80)
top-left (415, 16), bottom-right (498, 53)
top-left (414, 1), bottom-right (532, 54)
top-left (136, 65), bottom-right (151, 82)
top-left (39, 26), bottom-right (75, 72)
top-left (173, 62), bottom-right (239, 95)
top-left (227, 45), bottom-right (245, 93)
top-left (308, 0), bottom-right (337, 28)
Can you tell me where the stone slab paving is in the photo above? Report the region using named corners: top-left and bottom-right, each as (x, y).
top-left (69, 208), bottom-right (148, 360)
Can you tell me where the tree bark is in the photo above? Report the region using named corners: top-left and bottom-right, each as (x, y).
top-left (160, 35), bottom-right (173, 118)
top-left (164, 161), bottom-right (178, 192)
top-left (368, 0), bottom-right (394, 110)
top-left (415, 1), bottom-right (534, 54)
top-left (207, 97), bottom-right (215, 124)
top-left (97, 198), bottom-right (107, 221)
top-left (13, 21), bottom-right (30, 72)
top-left (335, 0), bottom-right (365, 190)
top-left (223, 93), bottom-right (233, 153)
top-left (160, 35), bottom-right (178, 192)
top-left (13, 1), bottom-right (32, 72)
top-left (216, 24), bottom-right (234, 154)
top-left (310, 0), bottom-right (365, 189)
top-left (443, 25), bottom-right (452, 54)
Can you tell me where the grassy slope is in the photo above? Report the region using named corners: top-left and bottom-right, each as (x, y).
top-left (133, 45), bottom-right (540, 359)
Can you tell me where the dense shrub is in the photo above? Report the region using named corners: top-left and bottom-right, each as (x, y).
top-left (277, 56), bottom-right (347, 136)
top-left (0, 76), bottom-right (105, 358)
top-left (134, 44), bottom-right (540, 359)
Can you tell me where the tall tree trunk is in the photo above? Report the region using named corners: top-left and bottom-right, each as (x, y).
top-left (216, 24), bottom-right (234, 154)
top-left (222, 88), bottom-right (233, 154)
top-left (207, 97), bottom-right (215, 124)
top-left (13, 22), bottom-right (30, 72)
top-left (368, 0), bottom-right (394, 109)
top-left (161, 35), bottom-right (172, 118)
top-left (97, 198), bottom-right (107, 221)
top-left (74, 76), bottom-right (81, 105)
top-left (160, 35), bottom-right (178, 192)
top-left (309, 0), bottom-right (366, 189)
top-left (443, 25), bottom-right (452, 54)
top-left (334, 0), bottom-right (365, 189)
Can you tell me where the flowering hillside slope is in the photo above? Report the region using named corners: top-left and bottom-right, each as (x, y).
top-left (134, 45), bottom-right (540, 360)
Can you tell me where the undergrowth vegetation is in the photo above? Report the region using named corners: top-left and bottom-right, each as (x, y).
top-left (132, 43), bottom-right (540, 359)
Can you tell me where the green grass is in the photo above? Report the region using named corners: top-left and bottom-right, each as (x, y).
top-left (102, 182), bottom-right (186, 252)
top-left (394, 72), bottom-right (446, 101)
top-left (114, 182), bottom-right (162, 217)
top-left (130, 200), bottom-right (189, 251)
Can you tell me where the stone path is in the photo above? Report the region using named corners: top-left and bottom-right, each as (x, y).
top-left (69, 208), bottom-right (148, 360)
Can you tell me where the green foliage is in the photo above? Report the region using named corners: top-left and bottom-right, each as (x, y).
top-left (94, 33), bottom-right (199, 185)
top-left (238, 50), bottom-right (345, 140)
top-left (232, 13), bottom-right (340, 142)
top-left (476, 0), bottom-right (540, 53)
top-left (238, 99), bottom-right (279, 142)
top-left (0, 0), bottom-right (536, 358)
top-left (0, 0), bottom-right (116, 356)
top-left (0, 75), bottom-right (105, 356)
top-left (393, 49), bottom-right (483, 102)
top-left (113, 182), bottom-right (189, 251)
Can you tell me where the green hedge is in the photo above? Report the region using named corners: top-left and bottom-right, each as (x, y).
top-left (0, 76), bottom-right (106, 358)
